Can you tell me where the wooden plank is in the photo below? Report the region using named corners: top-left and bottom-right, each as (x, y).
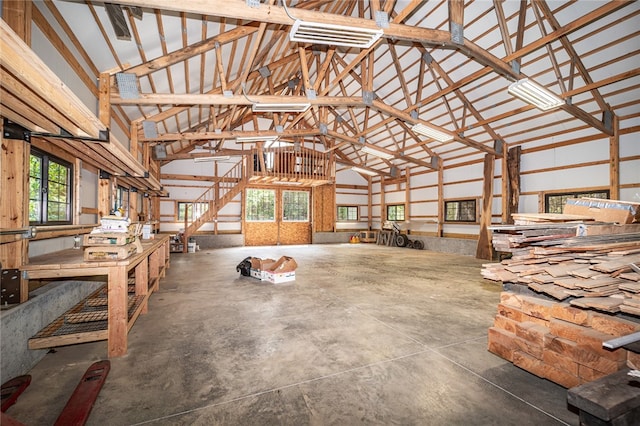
top-left (29, 330), bottom-right (108, 350)
top-left (569, 297), bottom-right (624, 313)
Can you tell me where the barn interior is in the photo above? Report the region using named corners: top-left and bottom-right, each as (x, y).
top-left (1, 1), bottom-right (640, 425)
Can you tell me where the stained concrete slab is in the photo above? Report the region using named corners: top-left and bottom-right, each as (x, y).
top-left (4, 244), bottom-right (579, 425)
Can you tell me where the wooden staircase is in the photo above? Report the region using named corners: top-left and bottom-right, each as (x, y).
top-left (182, 157), bottom-right (249, 250)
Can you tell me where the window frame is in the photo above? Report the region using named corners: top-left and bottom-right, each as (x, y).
top-left (543, 189), bottom-right (610, 214)
top-left (176, 201), bottom-right (209, 222)
top-left (282, 190), bottom-right (309, 222)
top-left (245, 188), bottom-right (276, 222)
top-left (337, 205), bottom-right (359, 222)
top-left (29, 148), bottom-right (74, 226)
top-left (444, 198), bottom-right (478, 223)
top-left (386, 204), bottom-right (406, 222)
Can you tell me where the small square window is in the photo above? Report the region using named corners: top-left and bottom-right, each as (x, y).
top-left (387, 204), bottom-right (405, 221)
top-left (337, 206), bottom-right (358, 221)
top-left (445, 199), bottom-right (476, 222)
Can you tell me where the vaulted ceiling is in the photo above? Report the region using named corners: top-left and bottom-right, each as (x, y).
top-left (7, 1), bottom-right (640, 176)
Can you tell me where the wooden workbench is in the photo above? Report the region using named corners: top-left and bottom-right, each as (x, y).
top-left (20, 236), bottom-right (170, 358)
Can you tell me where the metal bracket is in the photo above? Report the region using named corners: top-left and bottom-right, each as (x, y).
top-left (31, 128), bottom-right (110, 143)
top-left (2, 118), bottom-right (30, 141)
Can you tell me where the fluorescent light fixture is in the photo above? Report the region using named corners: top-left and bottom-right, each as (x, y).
top-left (235, 135), bottom-right (280, 143)
top-left (265, 140), bottom-right (294, 148)
top-left (193, 156), bottom-right (230, 163)
top-left (508, 78), bottom-right (564, 111)
top-left (361, 145), bottom-right (394, 160)
top-left (351, 166), bottom-right (378, 176)
top-left (252, 103), bottom-right (310, 113)
top-left (289, 19), bottom-right (383, 49)
top-left (411, 123), bottom-right (454, 142)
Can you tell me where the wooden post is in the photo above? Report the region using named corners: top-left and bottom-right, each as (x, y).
top-left (405, 167), bottom-right (411, 223)
top-left (98, 72), bottom-right (111, 128)
top-left (135, 257), bottom-right (149, 314)
top-left (501, 148), bottom-right (508, 224)
top-left (0, 123), bottom-right (30, 302)
top-left (368, 177), bottom-right (372, 230)
top-left (107, 266), bottom-right (128, 357)
top-left (506, 146), bottom-right (521, 224)
top-left (609, 113), bottom-right (619, 200)
top-left (2, 0), bottom-right (31, 45)
top-left (437, 161), bottom-right (444, 237)
top-left (97, 171), bottom-right (111, 219)
top-left (476, 154), bottom-right (495, 260)
top-left (380, 176), bottom-right (386, 223)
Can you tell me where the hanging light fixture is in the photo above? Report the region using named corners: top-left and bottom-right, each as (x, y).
top-left (235, 135), bottom-right (280, 143)
top-left (411, 123), bottom-right (453, 142)
top-left (507, 78), bottom-right (564, 111)
top-left (289, 20), bottom-right (383, 49)
top-left (360, 145), bottom-right (394, 160)
top-left (193, 156), bottom-right (230, 163)
top-left (251, 102), bottom-right (311, 113)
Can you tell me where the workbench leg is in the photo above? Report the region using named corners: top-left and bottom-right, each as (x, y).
top-left (149, 250), bottom-right (160, 290)
top-left (135, 257), bottom-right (149, 314)
top-left (107, 266), bottom-right (128, 358)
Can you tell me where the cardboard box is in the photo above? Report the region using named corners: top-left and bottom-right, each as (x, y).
top-left (84, 243), bottom-right (138, 261)
top-left (83, 233), bottom-right (135, 246)
top-left (249, 258), bottom-right (276, 280)
top-left (563, 198), bottom-right (640, 224)
top-left (264, 256), bottom-right (297, 283)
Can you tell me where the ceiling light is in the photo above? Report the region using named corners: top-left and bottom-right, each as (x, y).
top-left (411, 123), bottom-right (453, 142)
top-left (252, 103), bottom-right (310, 113)
top-left (351, 166), bottom-right (378, 176)
top-left (265, 140), bottom-right (294, 148)
top-left (507, 78), bottom-right (564, 111)
top-left (235, 135), bottom-right (280, 143)
top-left (193, 156), bottom-right (230, 163)
top-left (361, 145), bottom-right (394, 160)
top-left (289, 19), bottom-right (383, 49)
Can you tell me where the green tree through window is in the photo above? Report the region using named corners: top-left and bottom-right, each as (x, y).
top-left (29, 150), bottom-right (72, 225)
top-left (246, 189), bottom-right (275, 221)
top-left (283, 191), bottom-right (309, 221)
top-left (387, 204), bottom-right (405, 221)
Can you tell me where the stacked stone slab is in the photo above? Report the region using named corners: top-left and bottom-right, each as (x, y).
top-left (489, 292), bottom-right (640, 388)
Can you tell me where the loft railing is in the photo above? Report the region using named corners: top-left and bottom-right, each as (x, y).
top-left (249, 147), bottom-right (333, 183)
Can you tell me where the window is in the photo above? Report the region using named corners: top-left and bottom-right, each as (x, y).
top-left (177, 202), bottom-right (209, 221)
top-left (445, 199), bottom-right (477, 222)
top-left (115, 186), bottom-right (129, 214)
top-left (29, 150), bottom-right (73, 225)
top-left (337, 206), bottom-right (358, 221)
top-left (387, 204), bottom-right (405, 221)
top-left (246, 189), bottom-right (275, 221)
top-left (283, 191), bottom-right (309, 221)
top-left (545, 190), bottom-right (610, 214)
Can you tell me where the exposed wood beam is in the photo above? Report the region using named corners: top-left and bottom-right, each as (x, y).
top-left (112, 93), bottom-right (365, 106)
top-left (141, 128), bottom-right (320, 142)
top-left (534, 0), bottom-right (609, 112)
top-left (119, 0), bottom-right (517, 79)
top-left (493, 0), bottom-right (513, 57)
top-left (371, 99), bottom-right (499, 156)
top-left (122, 24), bottom-right (258, 77)
top-left (448, 0), bottom-right (464, 44)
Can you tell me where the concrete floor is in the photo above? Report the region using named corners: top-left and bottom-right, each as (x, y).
top-left (5, 244), bottom-right (579, 425)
